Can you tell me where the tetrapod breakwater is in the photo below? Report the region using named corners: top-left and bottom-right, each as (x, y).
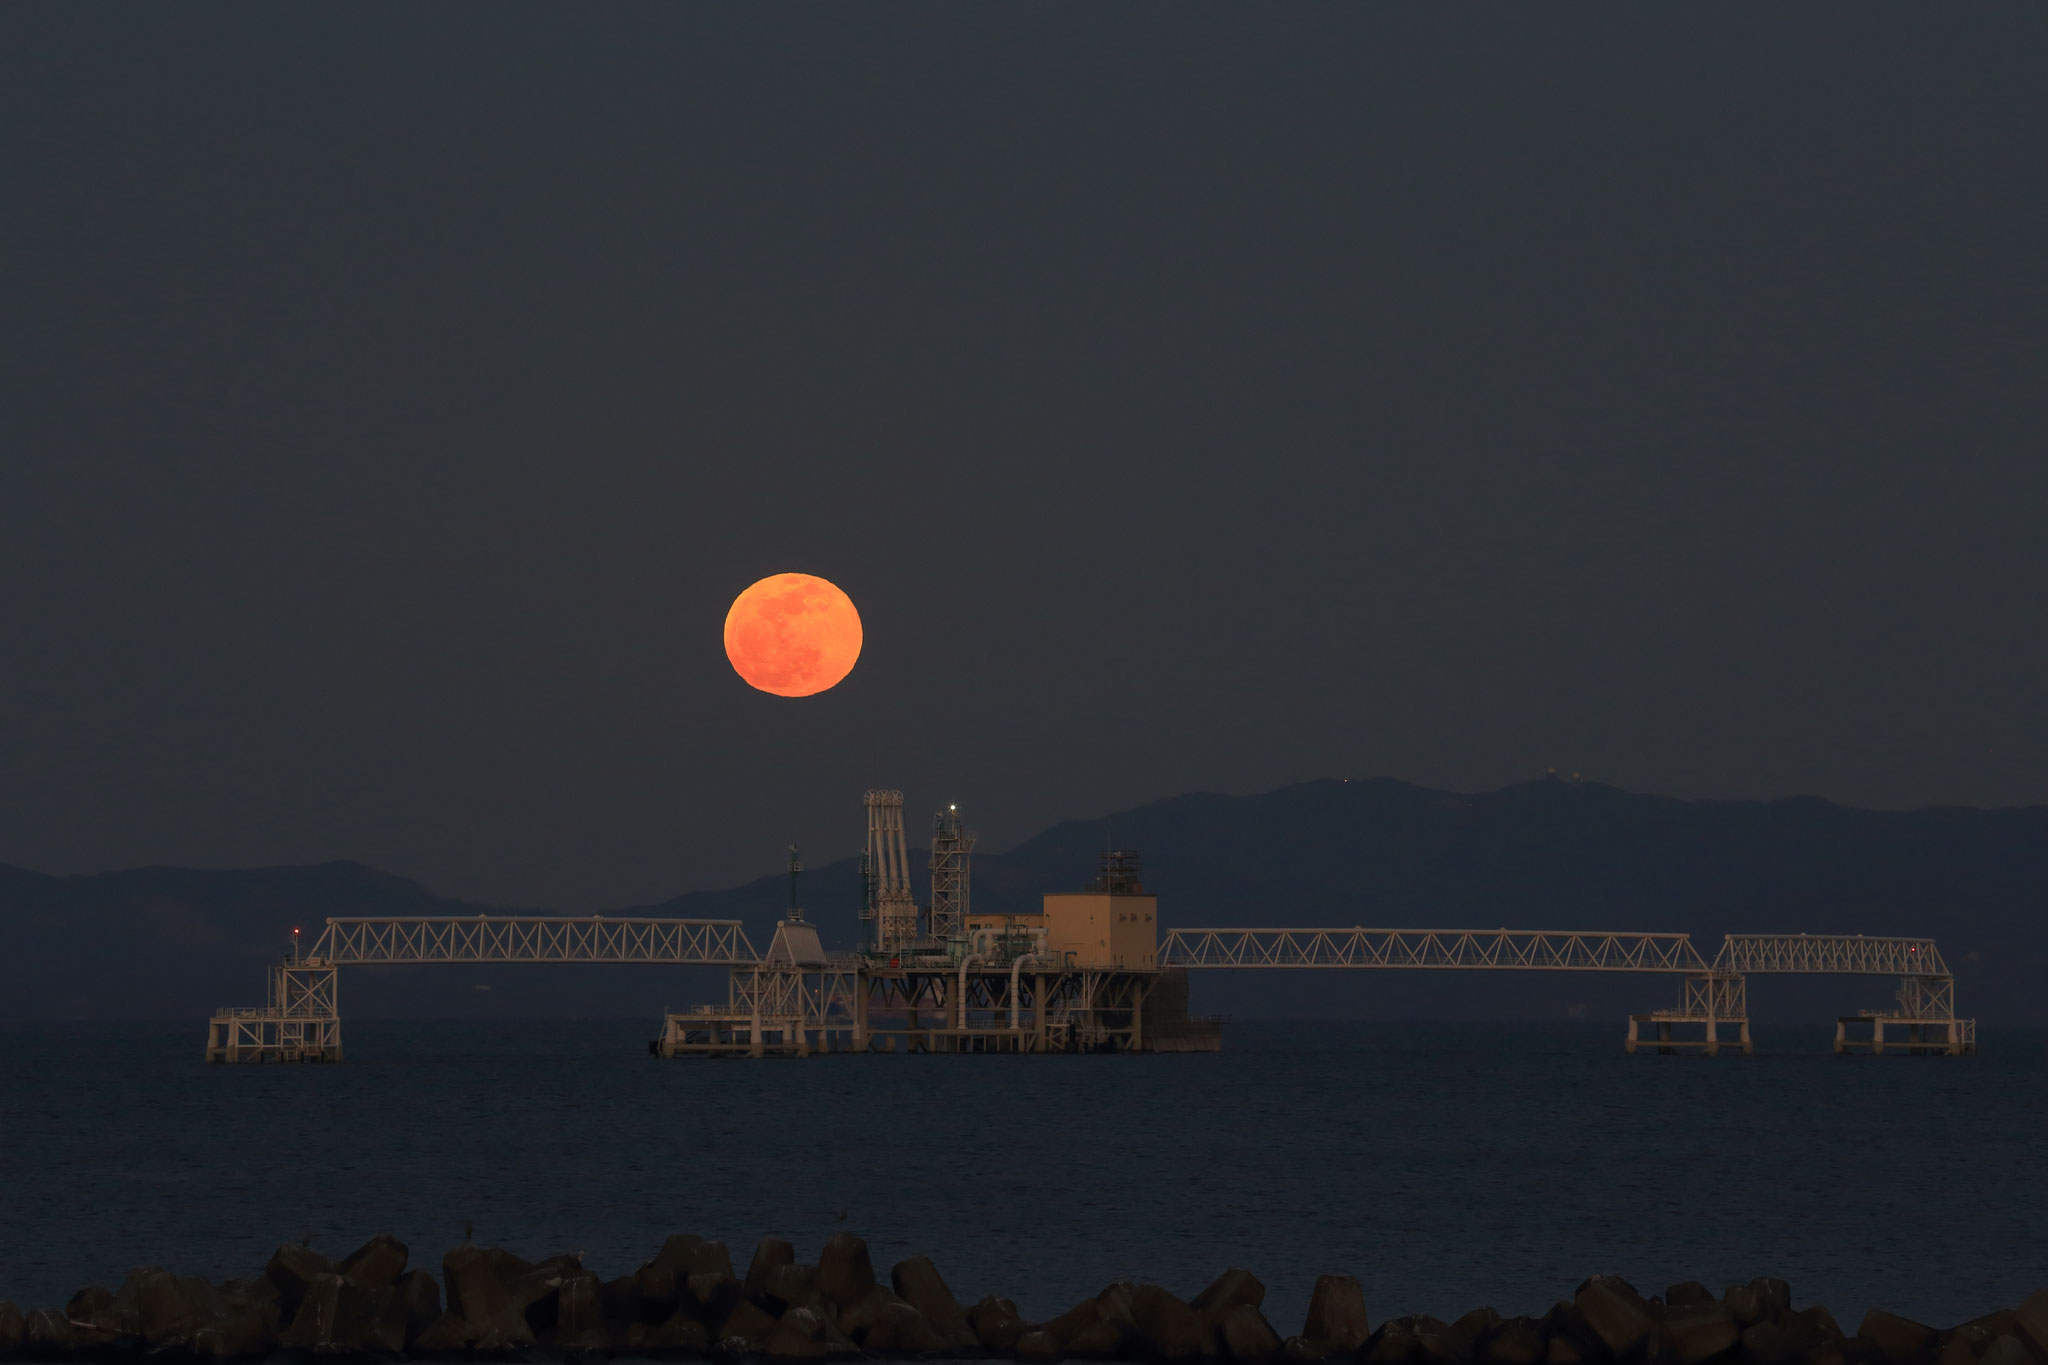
top-left (2, 1231), bottom-right (2044, 1365)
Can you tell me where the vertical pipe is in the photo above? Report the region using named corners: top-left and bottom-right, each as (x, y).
top-left (854, 970), bottom-right (869, 1049)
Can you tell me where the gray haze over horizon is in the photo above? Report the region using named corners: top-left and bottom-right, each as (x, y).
top-left (4, 5), bottom-right (2045, 909)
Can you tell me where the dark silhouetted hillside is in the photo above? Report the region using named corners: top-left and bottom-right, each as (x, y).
top-left (3, 777), bottom-right (2043, 1026)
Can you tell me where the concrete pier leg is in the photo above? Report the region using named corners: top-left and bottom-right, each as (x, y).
top-left (1872, 1016), bottom-right (1885, 1057)
top-left (1625, 1017), bottom-right (1638, 1054)
top-left (1740, 1019), bottom-right (1753, 1054)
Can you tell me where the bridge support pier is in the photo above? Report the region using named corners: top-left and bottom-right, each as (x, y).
top-left (1834, 975), bottom-right (1976, 1055)
top-left (1625, 972), bottom-right (1750, 1057)
top-left (205, 961), bottom-right (341, 1064)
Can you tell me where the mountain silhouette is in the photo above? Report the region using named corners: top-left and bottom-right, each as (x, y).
top-left (3, 777), bottom-right (2042, 1027)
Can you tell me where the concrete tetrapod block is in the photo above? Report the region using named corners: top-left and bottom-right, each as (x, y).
top-left (1451, 1308), bottom-right (1504, 1359)
top-left (507, 1263), bottom-right (574, 1333)
top-left (717, 1295), bottom-right (785, 1351)
top-left (818, 1233), bottom-right (878, 1313)
top-left (972, 1295), bottom-right (1029, 1351)
top-left (278, 1271), bottom-right (364, 1352)
top-left (1100, 1283), bottom-right (1144, 1330)
top-left (1283, 1336), bottom-right (1337, 1365)
top-left (1782, 1307), bottom-right (1847, 1350)
top-left (892, 1254), bottom-right (981, 1350)
top-left (264, 1244), bottom-right (336, 1321)
top-left (1037, 1296), bottom-right (1108, 1348)
top-left (647, 1303), bottom-right (714, 1353)
top-left (1667, 1284), bottom-right (1717, 1310)
top-left (441, 1245), bottom-right (537, 1350)
top-left (2016, 1292), bottom-right (2048, 1364)
top-left (1418, 1317), bottom-right (1457, 1365)
top-left (1543, 1336), bottom-right (1588, 1365)
top-left (687, 1269), bottom-right (744, 1327)
top-left (1303, 1275), bottom-right (1371, 1351)
top-left (1132, 1283), bottom-right (1219, 1364)
top-left (188, 1311), bottom-right (278, 1363)
top-left (25, 1308), bottom-right (78, 1356)
top-left (393, 1268), bottom-right (442, 1343)
top-left (1961, 1312), bottom-right (2019, 1340)
top-left (865, 1300), bottom-right (954, 1354)
top-left (683, 1240), bottom-right (738, 1281)
top-left (412, 1311), bottom-right (475, 1354)
top-left (647, 1234), bottom-right (705, 1273)
top-left (552, 1271), bottom-right (608, 1352)
top-left (1858, 1311), bottom-right (1939, 1365)
top-left (764, 1304), bottom-right (849, 1362)
top-left (1742, 1320), bottom-right (1808, 1365)
top-left (337, 1234), bottom-right (409, 1290)
top-left (747, 1238), bottom-right (799, 1305)
top-left (133, 1267), bottom-right (203, 1346)
top-left (635, 1263), bottom-right (684, 1322)
top-left (1196, 1271), bottom-right (1269, 1315)
top-left (1221, 1302), bottom-right (1286, 1365)
top-left (65, 1283), bottom-right (114, 1326)
top-left (1723, 1286), bottom-right (1768, 1328)
top-left (358, 1284), bottom-right (412, 1355)
top-left (1363, 1318), bottom-right (1421, 1365)
top-left (1985, 1335), bottom-right (2037, 1365)
top-left (1543, 1300), bottom-right (1599, 1356)
top-left (761, 1263), bottom-right (831, 1318)
top-left (481, 1246), bottom-right (536, 1282)
top-left (1479, 1316), bottom-right (1549, 1365)
top-left (1067, 1316), bottom-right (1135, 1359)
top-left (838, 1285), bottom-right (911, 1342)
top-left (1016, 1327), bottom-right (1068, 1363)
top-left (1370, 1316), bottom-right (1454, 1365)
top-left (0, 1301), bottom-right (22, 1355)
top-left (1659, 1304), bottom-right (1740, 1365)
top-left (1576, 1277), bottom-right (1657, 1360)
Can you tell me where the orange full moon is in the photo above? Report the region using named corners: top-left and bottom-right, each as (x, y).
top-left (723, 573), bottom-right (864, 697)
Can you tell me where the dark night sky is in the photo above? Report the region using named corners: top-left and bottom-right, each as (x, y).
top-left (3, 4), bottom-right (2044, 909)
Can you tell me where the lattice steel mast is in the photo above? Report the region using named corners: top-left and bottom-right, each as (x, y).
top-left (928, 804), bottom-right (975, 948)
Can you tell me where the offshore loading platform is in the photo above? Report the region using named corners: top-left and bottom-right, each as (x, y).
top-left (204, 789), bottom-right (1977, 1063)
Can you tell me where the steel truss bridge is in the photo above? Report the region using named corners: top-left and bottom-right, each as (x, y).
top-left (306, 915), bottom-right (759, 966)
top-left (205, 915), bottom-right (759, 1063)
top-left (206, 917), bottom-right (1975, 1063)
top-left (1157, 928), bottom-right (1950, 976)
top-left (1159, 928), bottom-right (1970, 1057)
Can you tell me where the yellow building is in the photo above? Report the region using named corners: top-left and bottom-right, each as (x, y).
top-left (1041, 891), bottom-right (1157, 969)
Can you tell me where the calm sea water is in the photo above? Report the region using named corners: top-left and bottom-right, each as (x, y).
top-left (2, 1020), bottom-right (2043, 1335)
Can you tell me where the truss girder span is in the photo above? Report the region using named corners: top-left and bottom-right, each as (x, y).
top-left (1159, 929), bottom-right (1713, 973)
top-left (1712, 934), bottom-right (1949, 976)
top-left (309, 916), bottom-right (759, 966)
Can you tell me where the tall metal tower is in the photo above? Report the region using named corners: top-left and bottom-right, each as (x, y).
top-left (863, 789), bottom-right (918, 954)
top-left (928, 804), bottom-right (975, 947)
